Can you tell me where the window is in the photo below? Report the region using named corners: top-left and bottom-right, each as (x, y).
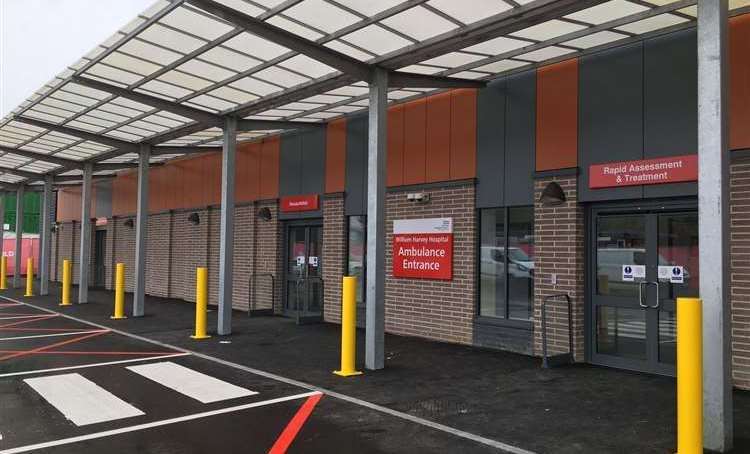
top-left (479, 206), bottom-right (534, 321)
top-left (347, 215), bottom-right (366, 306)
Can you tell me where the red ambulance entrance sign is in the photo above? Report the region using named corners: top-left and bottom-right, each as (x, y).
top-left (589, 154), bottom-right (698, 189)
top-left (392, 218), bottom-right (453, 280)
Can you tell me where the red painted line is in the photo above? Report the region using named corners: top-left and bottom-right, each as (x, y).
top-left (0, 330), bottom-right (108, 362)
top-left (268, 393), bottom-right (323, 454)
top-left (0, 350), bottom-right (180, 356)
top-left (0, 315), bottom-right (58, 328)
top-left (0, 327), bottom-right (100, 332)
top-left (0, 303), bottom-right (23, 307)
top-left (0, 313), bottom-right (49, 317)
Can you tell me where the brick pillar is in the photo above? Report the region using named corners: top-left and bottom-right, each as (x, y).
top-left (533, 175), bottom-right (585, 361)
top-left (253, 201), bottom-right (281, 313)
top-left (322, 195), bottom-right (346, 323)
top-left (730, 157), bottom-right (750, 390)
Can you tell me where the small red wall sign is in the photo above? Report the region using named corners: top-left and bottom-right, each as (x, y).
top-left (280, 194), bottom-right (319, 212)
top-left (589, 155), bottom-right (698, 189)
top-left (392, 218), bottom-right (453, 280)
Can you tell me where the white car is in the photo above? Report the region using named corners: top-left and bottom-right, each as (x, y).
top-left (480, 246), bottom-right (534, 279)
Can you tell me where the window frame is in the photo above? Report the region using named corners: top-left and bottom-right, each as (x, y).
top-left (475, 206), bottom-right (534, 329)
top-left (345, 214), bottom-right (367, 307)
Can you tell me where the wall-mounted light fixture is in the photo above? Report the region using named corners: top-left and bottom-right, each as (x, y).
top-left (51, 222), bottom-right (60, 233)
top-left (539, 182), bottom-right (566, 207)
top-left (406, 192), bottom-right (430, 204)
top-left (257, 207), bottom-right (272, 222)
top-left (188, 212), bottom-right (200, 225)
top-left (124, 218), bottom-right (134, 229)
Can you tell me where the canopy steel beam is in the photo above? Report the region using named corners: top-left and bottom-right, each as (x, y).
top-left (0, 167), bottom-right (45, 180)
top-left (237, 119), bottom-right (325, 131)
top-left (54, 175), bottom-right (114, 183)
top-left (186, 0), bottom-right (372, 81)
top-left (78, 162), bottom-right (93, 304)
top-left (0, 145), bottom-right (82, 169)
top-left (13, 116), bottom-right (139, 154)
top-left (388, 72), bottom-right (486, 89)
top-left (185, 0), bottom-right (486, 90)
top-left (71, 76), bottom-right (222, 126)
top-left (151, 146), bottom-right (219, 155)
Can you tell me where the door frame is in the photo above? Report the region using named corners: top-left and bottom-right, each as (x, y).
top-left (282, 219), bottom-right (324, 323)
top-left (585, 197), bottom-right (697, 376)
top-left (93, 229), bottom-right (107, 289)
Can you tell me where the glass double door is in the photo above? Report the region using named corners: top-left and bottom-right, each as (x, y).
top-left (284, 223), bottom-right (323, 323)
top-left (590, 201), bottom-right (698, 375)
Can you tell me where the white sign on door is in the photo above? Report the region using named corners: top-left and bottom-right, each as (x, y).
top-left (622, 264), bottom-right (645, 282)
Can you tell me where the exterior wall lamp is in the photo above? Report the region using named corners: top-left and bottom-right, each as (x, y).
top-left (539, 182), bottom-right (566, 207)
top-left (257, 207), bottom-right (272, 222)
top-left (124, 218), bottom-right (134, 228)
top-left (188, 212), bottom-right (200, 225)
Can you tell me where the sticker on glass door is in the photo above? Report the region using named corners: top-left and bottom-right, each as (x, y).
top-left (622, 265), bottom-right (645, 282)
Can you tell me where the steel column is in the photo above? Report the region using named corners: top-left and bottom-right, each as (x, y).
top-left (217, 117), bottom-right (237, 336)
top-left (365, 68), bottom-right (387, 370)
top-left (39, 176), bottom-right (53, 295)
top-left (0, 192), bottom-right (5, 275)
top-left (698, 1), bottom-right (733, 451)
top-left (13, 186), bottom-right (24, 289)
top-left (77, 163), bottom-right (93, 303)
top-left (133, 144), bottom-right (150, 317)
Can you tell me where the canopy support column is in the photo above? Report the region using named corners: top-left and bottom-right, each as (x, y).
top-left (39, 176), bottom-right (53, 296)
top-left (78, 163), bottom-right (93, 303)
top-left (13, 186), bottom-right (24, 289)
top-left (217, 116), bottom-right (237, 336)
top-left (365, 68), bottom-right (387, 370)
top-left (133, 144), bottom-right (150, 317)
top-left (0, 193), bottom-right (5, 278)
top-left (698, 0), bottom-right (733, 451)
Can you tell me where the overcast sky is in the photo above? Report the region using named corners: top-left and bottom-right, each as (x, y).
top-left (0, 0), bottom-right (156, 118)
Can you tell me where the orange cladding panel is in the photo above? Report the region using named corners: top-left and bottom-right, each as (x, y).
top-left (387, 105), bottom-right (405, 187)
top-left (426, 92), bottom-right (452, 182)
top-left (450, 89), bottom-right (477, 180)
top-left (260, 137), bottom-right (280, 199)
top-left (112, 172), bottom-right (136, 217)
top-left (56, 187), bottom-right (82, 222)
top-left (731, 14), bottom-right (750, 151)
top-left (236, 143), bottom-right (252, 203)
top-left (403, 98), bottom-right (427, 185)
top-left (536, 59), bottom-right (579, 171)
top-left (325, 119), bottom-right (347, 193)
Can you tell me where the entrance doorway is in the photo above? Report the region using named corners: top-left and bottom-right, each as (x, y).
top-left (283, 222), bottom-right (323, 323)
top-left (93, 229), bottom-right (106, 288)
top-left (588, 200), bottom-right (698, 375)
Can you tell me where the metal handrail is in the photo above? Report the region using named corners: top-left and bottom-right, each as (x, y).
top-left (541, 293), bottom-right (574, 368)
top-left (248, 273), bottom-right (274, 317)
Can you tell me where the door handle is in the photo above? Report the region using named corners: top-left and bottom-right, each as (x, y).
top-left (638, 281), bottom-right (648, 308)
top-left (650, 281), bottom-right (660, 309)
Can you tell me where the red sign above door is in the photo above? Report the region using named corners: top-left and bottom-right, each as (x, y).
top-left (589, 155), bottom-right (698, 189)
top-left (280, 194), bottom-right (319, 212)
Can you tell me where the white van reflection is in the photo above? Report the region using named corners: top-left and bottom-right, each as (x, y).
top-left (480, 246), bottom-right (534, 279)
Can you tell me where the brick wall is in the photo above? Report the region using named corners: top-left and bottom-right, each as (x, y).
top-left (384, 184), bottom-right (476, 345)
top-left (731, 157), bottom-right (750, 390)
top-left (253, 201), bottom-right (282, 313)
top-left (322, 195), bottom-right (346, 323)
top-left (532, 176), bottom-right (585, 361)
top-left (146, 212), bottom-right (171, 298)
top-left (232, 204), bottom-right (255, 312)
top-left (112, 217), bottom-right (136, 293)
top-left (170, 209), bottom-right (209, 303)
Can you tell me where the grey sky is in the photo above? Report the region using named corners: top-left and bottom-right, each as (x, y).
top-left (0, 0), bottom-right (156, 118)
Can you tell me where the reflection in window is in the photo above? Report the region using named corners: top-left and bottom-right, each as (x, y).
top-left (658, 213), bottom-right (699, 300)
top-left (347, 216), bottom-right (366, 307)
top-left (596, 215), bottom-right (646, 298)
top-left (479, 207), bottom-right (534, 320)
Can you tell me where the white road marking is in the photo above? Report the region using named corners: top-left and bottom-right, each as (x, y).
top-left (127, 361), bottom-right (257, 403)
top-left (0, 353), bottom-right (191, 378)
top-left (24, 373), bottom-right (145, 426)
top-left (5, 297), bottom-right (537, 454)
top-left (0, 329), bottom-right (109, 342)
top-left (0, 315), bottom-right (54, 321)
top-left (0, 391), bottom-right (320, 454)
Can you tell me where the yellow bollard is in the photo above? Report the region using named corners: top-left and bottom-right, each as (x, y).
top-left (334, 276), bottom-right (362, 377)
top-left (0, 256), bottom-right (7, 290)
top-left (111, 263), bottom-right (126, 319)
top-left (191, 267), bottom-right (210, 340)
top-left (677, 297), bottom-right (703, 454)
top-left (60, 259), bottom-right (72, 306)
top-left (24, 257), bottom-right (33, 297)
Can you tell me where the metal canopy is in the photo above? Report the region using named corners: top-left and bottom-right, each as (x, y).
top-left (1, 0), bottom-right (749, 188)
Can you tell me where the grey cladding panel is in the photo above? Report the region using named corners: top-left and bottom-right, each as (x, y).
top-left (579, 42), bottom-right (644, 202)
top-left (279, 133), bottom-right (302, 196)
top-left (643, 29), bottom-right (698, 198)
top-left (94, 180), bottom-right (112, 219)
top-left (345, 114), bottom-right (367, 215)
top-left (504, 71), bottom-right (535, 207)
top-left (476, 78), bottom-right (506, 208)
top-left (300, 128), bottom-right (326, 196)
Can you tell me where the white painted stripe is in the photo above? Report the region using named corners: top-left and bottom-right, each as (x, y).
top-left (0, 329), bottom-right (108, 341)
top-left (0, 353), bottom-right (191, 378)
top-left (127, 361), bottom-right (257, 403)
top-left (0, 315), bottom-right (54, 321)
top-left (6, 297), bottom-right (537, 454)
top-left (24, 373), bottom-right (144, 426)
top-left (0, 392), bottom-right (320, 454)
